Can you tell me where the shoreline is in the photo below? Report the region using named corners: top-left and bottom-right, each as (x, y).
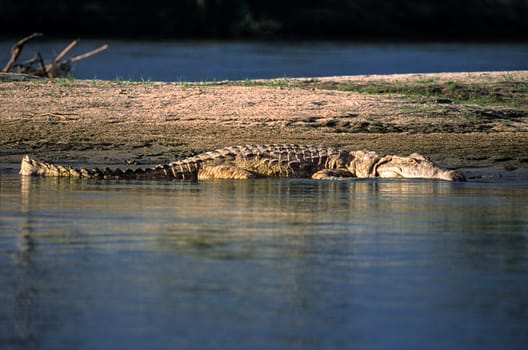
top-left (1, 71), bottom-right (527, 180)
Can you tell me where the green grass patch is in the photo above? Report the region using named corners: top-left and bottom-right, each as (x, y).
top-left (232, 77), bottom-right (528, 109)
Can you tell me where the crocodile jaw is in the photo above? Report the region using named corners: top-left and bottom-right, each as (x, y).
top-left (375, 154), bottom-right (466, 181)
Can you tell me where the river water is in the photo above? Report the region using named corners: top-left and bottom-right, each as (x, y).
top-left (1, 174), bottom-right (527, 349)
top-left (2, 40), bottom-right (528, 348)
top-left (1, 40), bottom-right (527, 81)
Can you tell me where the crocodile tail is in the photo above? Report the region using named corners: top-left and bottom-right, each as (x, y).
top-left (19, 155), bottom-right (82, 177)
top-left (19, 155), bottom-right (187, 180)
top-left (19, 155), bottom-right (117, 178)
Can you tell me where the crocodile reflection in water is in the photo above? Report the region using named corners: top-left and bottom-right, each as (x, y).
top-left (19, 144), bottom-right (465, 181)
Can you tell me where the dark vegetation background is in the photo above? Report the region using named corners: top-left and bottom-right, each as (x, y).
top-left (1, 0), bottom-right (527, 41)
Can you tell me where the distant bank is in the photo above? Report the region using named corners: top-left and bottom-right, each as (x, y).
top-left (1, 0), bottom-right (527, 41)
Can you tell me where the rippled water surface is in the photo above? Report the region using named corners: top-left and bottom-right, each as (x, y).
top-left (1, 175), bottom-right (528, 349)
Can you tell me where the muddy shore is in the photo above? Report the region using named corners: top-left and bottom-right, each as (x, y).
top-left (1, 71), bottom-right (527, 180)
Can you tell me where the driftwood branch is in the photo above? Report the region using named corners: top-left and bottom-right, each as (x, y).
top-left (44, 43), bottom-right (110, 77)
top-left (47, 38), bottom-right (79, 77)
top-left (53, 39), bottom-right (79, 64)
top-left (69, 44), bottom-right (109, 63)
top-left (2, 32), bottom-right (43, 72)
top-left (2, 33), bottom-right (108, 78)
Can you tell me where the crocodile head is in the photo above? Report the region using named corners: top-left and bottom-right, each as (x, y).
top-left (374, 153), bottom-right (466, 181)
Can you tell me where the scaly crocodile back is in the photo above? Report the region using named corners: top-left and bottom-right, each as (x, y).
top-left (168, 144), bottom-right (351, 179)
top-left (20, 144), bottom-right (352, 180)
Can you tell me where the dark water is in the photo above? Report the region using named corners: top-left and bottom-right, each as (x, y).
top-left (1, 174), bottom-right (528, 349)
top-left (1, 40), bottom-right (527, 81)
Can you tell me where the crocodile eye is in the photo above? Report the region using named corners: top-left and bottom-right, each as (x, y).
top-left (408, 159), bottom-right (415, 163)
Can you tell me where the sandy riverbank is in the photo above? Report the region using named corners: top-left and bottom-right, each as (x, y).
top-left (1, 71), bottom-right (527, 180)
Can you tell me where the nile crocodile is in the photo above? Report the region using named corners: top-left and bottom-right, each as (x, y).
top-left (19, 144), bottom-right (465, 181)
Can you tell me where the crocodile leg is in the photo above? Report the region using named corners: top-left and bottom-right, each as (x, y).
top-left (197, 165), bottom-right (258, 180)
top-left (311, 168), bottom-right (354, 180)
